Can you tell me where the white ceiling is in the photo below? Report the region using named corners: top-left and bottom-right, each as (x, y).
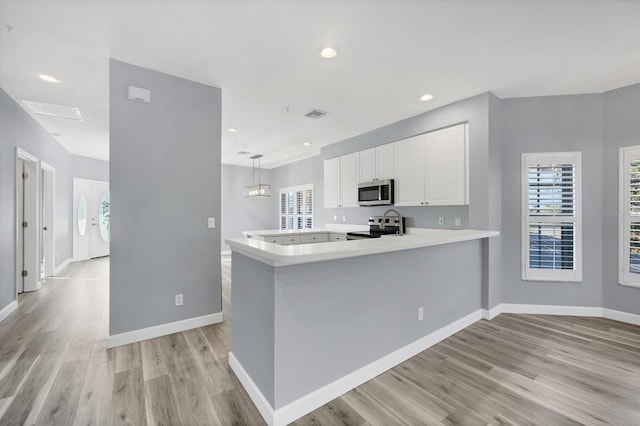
top-left (0, 0), bottom-right (638, 168)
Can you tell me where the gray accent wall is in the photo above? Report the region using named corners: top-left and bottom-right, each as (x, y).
top-left (109, 59), bottom-right (222, 335)
top-left (71, 154), bottom-right (109, 182)
top-left (500, 94), bottom-right (605, 307)
top-left (221, 164), bottom-right (275, 251)
top-left (602, 84), bottom-right (640, 314)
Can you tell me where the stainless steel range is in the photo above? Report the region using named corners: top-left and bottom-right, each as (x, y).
top-left (346, 212), bottom-right (405, 240)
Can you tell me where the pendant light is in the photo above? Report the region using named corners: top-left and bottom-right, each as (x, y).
top-left (244, 154), bottom-right (271, 198)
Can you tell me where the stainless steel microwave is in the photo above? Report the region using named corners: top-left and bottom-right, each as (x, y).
top-left (358, 179), bottom-right (394, 206)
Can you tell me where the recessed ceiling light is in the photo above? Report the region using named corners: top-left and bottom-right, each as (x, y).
top-left (39, 74), bottom-right (61, 84)
top-left (419, 93), bottom-right (434, 102)
top-left (320, 47), bottom-right (337, 58)
top-left (228, 128), bottom-right (238, 133)
top-left (303, 142), bottom-right (312, 146)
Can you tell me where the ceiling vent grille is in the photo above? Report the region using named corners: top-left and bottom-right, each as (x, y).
top-left (18, 98), bottom-right (83, 121)
top-left (304, 109), bottom-right (328, 120)
top-left (237, 150), bottom-right (250, 155)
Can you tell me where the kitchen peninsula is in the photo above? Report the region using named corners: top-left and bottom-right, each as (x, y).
top-left (226, 227), bottom-right (498, 425)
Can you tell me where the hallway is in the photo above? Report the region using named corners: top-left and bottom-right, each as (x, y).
top-left (0, 256), bottom-right (263, 425)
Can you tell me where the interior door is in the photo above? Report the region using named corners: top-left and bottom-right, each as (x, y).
top-left (16, 160), bottom-right (24, 294)
top-left (90, 182), bottom-right (110, 258)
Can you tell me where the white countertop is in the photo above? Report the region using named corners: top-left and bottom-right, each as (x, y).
top-left (227, 228), bottom-right (499, 267)
top-left (242, 224), bottom-right (368, 237)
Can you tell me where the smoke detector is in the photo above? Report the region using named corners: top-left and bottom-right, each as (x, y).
top-left (304, 109), bottom-right (328, 120)
top-left (18, 98), bottom-right (83, 121)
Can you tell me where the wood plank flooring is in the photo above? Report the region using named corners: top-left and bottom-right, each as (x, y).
top-left (0, 256), bottom-right (637, 425)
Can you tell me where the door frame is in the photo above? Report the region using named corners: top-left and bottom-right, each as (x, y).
top-left (41, 161), bottom-right (56, 279)
top-left (15, 147), bottom-right (41, 295)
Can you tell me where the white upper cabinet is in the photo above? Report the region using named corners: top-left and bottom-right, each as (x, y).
top-left (394, 134), bottom-right (426, 206)
top-left (358, 148), bottom-right (376, 182)
top-left (323, 157), bottom-right (341, 208)
top-left (323, 153), bottom-right (359, 208)
top-left (358, 144), bottom-right (394, 182)
top-left (424, 124), bottom-right (468, 205)
top-left (376, 143), bottom-right (395, 180)
top-left (340, 152), bottom-right (360, 207)
top-left (324, 123), bottom-right (468, 208)
top-left (394, 123), bottom-right (469, 206)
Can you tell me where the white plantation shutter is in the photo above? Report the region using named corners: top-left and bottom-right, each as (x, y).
top-left (620, 146), bottom-right (640, 286)
top-left (522, 152), bottom-right (582, 281)
top-left (279, 184), bottom-right (314, 230)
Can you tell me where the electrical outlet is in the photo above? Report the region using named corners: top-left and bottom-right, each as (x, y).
top-left (455, 217), bottom-right (461, 227)
top-left (342, 215), bottom-right (347, 222)
top-left (208, 217), bottom-right (216, 229)
top-left (418, 307), bottom-right (424, 321)
top-left (175, 294), bottom-right (183, 306)
top-left (438, 217), bottom-right (445, 226)
top-left (333, 215), bottom-right (337, 221)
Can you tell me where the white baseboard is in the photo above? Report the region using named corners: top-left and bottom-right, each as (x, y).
top-left (482, 304), bottom-right (503, 320)
top-left (221, 250), bottom-right (232, 256)
top-left (490, 303), bottom-right (640, 326)
top-left (232, 309), bottom-right (483, 426)
top-left (54, 257), bottom-right (73, 275)
top-left (0, 301), bottom-right (18, 324)
top-left (603, 308), bottom-right (640, 325)
top-left (107, 311), bottom-right (223, 348)
top-left (499, 303), bottom-right (603, 317)
top-left (229, 353), bottom-right (275, 425)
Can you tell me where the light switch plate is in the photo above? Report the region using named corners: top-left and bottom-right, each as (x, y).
top-left (208, 217), bottom-right (216, 229)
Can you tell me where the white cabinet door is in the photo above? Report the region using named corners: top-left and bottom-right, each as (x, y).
top-left (358, 148), bottom-right (376, 182)
top-left (424, 124), bottom-right (468, 205)
top-left (340, 152), bottom-right (360, 207)
top-left (394, 135), bottom-right (425, 206)
top-left (323, 157), bottom-right (341, 208)
top-left (376, 143), bottom-right (395, 180)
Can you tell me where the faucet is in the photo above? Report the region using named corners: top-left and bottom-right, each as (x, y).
top-left (380, 208), bottom-right (403, 236)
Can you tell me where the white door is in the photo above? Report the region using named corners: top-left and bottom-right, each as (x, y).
top-left (16, 160), bottom-right (24, 294)
top-left (41, 165), bottom-right (55, 278)
top-left (90, 182), bottom-right (110, 258)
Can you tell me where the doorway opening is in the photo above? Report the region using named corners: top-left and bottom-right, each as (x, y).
top-left (73, 178), bottom-right (110, 260)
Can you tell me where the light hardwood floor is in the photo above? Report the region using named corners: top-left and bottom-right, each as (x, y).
top-left (0, 256), bottom-right (638, 425)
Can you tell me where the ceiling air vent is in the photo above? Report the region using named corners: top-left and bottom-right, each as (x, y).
top-left (304, 109), bottom-right (328, 120)
top-left (18, 98), bottom-right (83, 121)
top-left (237, 151), bottom-right (250, 155)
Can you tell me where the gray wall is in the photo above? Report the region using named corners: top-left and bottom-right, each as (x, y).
top-left (602, 84), bottom-right (640, 314)
top-left (221, 164), bottom-right (275, 251)
top-left (500, 94), bottom-right (605, 307)
top-left (109, 59), bottom-right (222, 335)
top-left (71, 154), bottom-right (109, 182)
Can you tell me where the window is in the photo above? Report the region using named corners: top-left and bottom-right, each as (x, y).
top-left (619, 146), bottom-right (640, 287)
top-left (522, 152), bottom-right (582, 281)
top-left (280, 184), bottom-right (313, 230)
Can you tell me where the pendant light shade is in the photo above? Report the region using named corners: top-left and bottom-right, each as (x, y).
top-left (244, 154), bottom-right (271, 198)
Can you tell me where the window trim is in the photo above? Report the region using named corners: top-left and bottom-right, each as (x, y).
top-left (279, 183), bottom-right (314, 230)
top-left (521, 152), bottom-right (582, 282)
top-left (619, 146), bottom-right (640, 287)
